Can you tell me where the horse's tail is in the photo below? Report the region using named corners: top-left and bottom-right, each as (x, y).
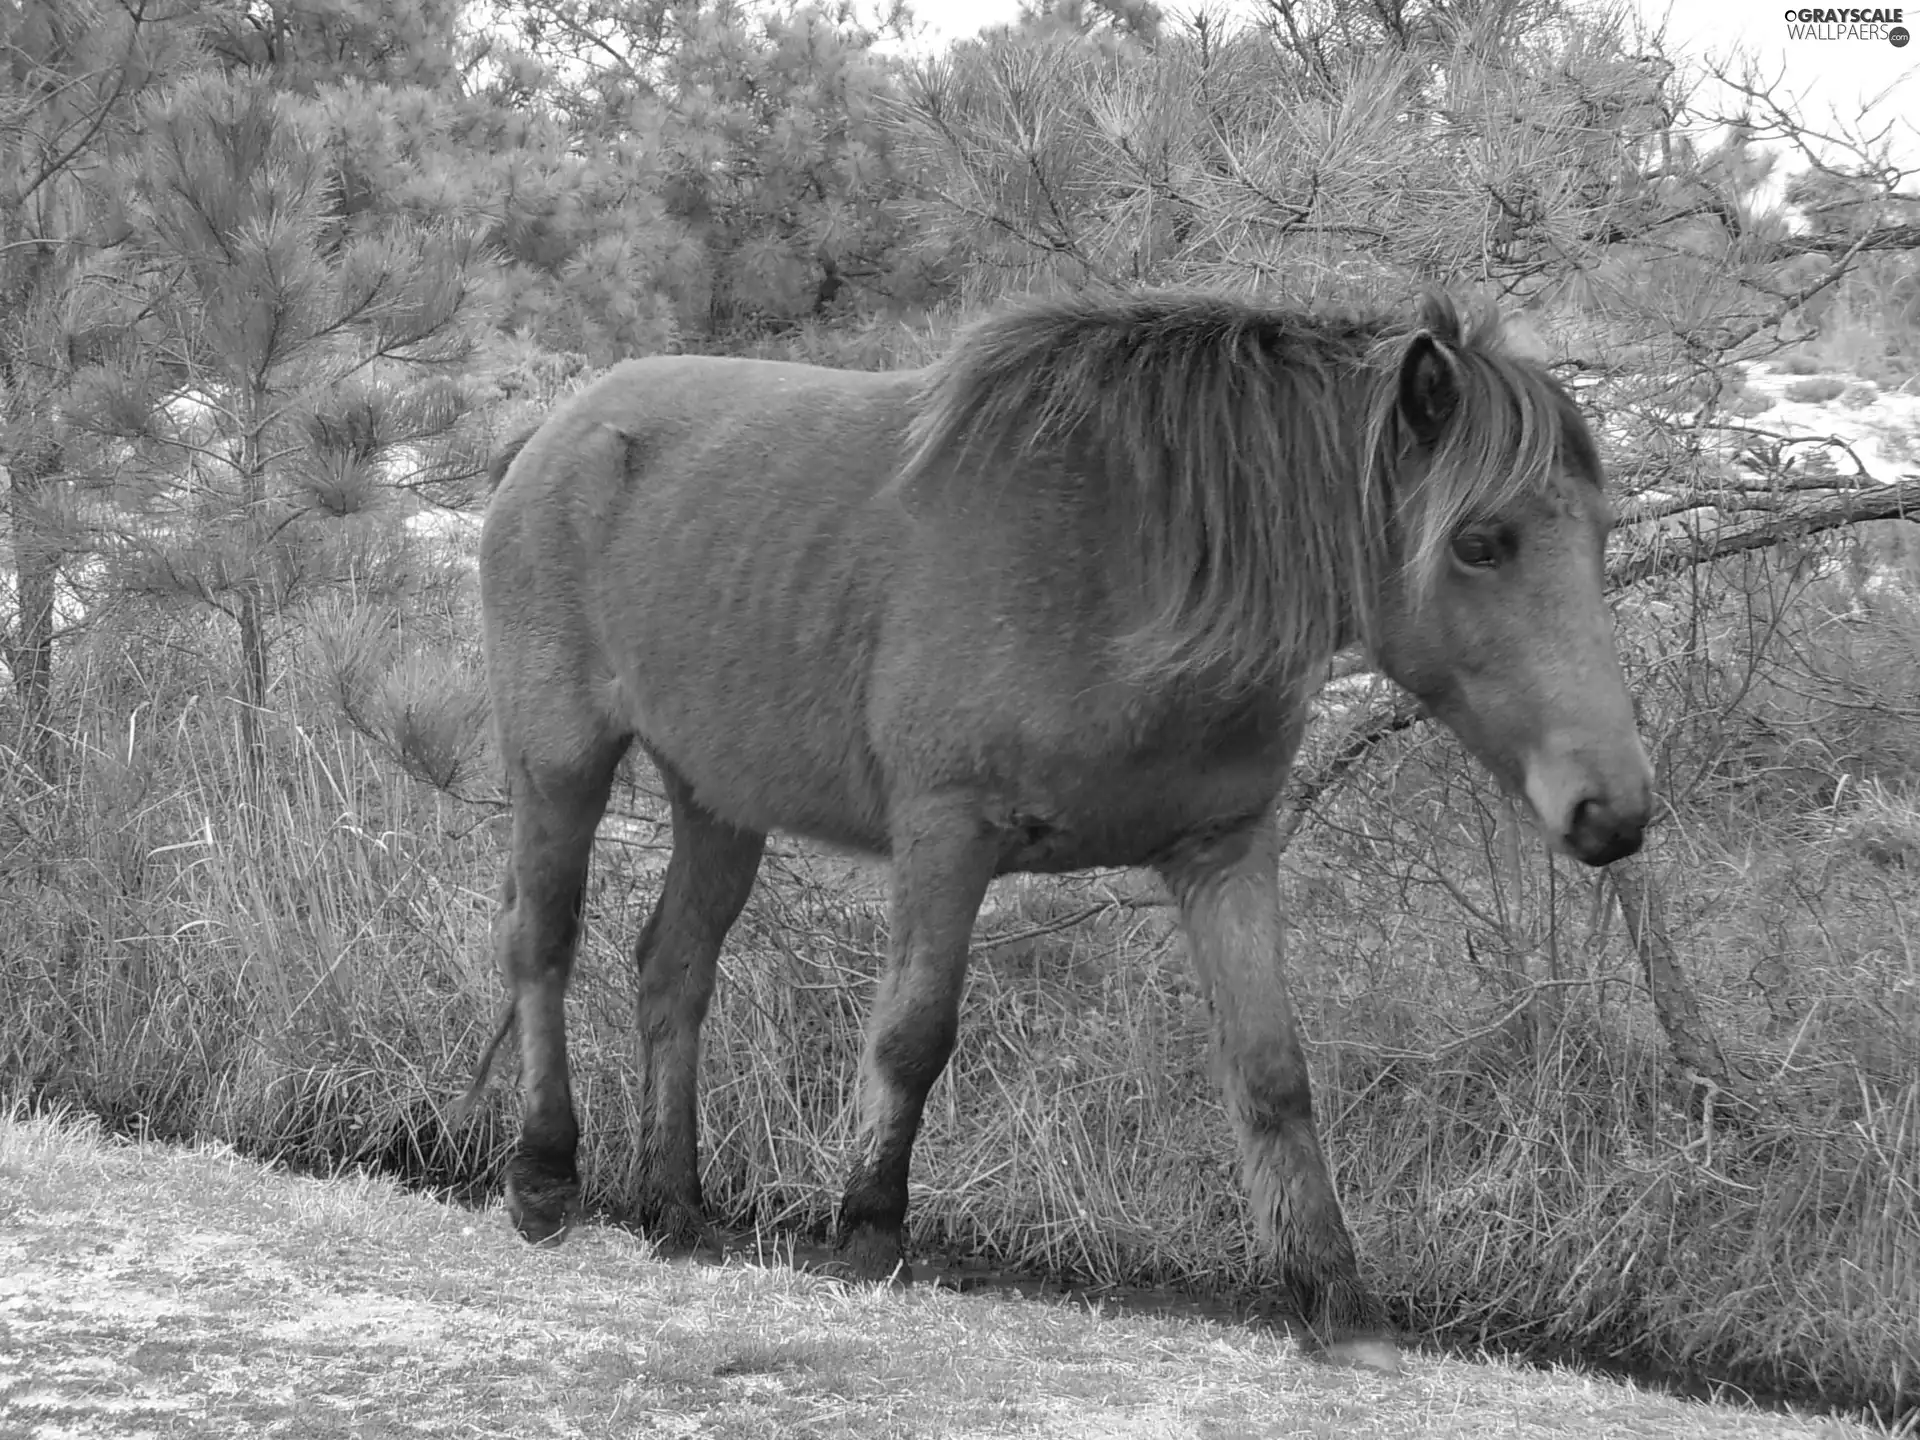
top-left (486, 425), bottom-right (539, 492)
top-left (452, 998), bottom-right (517, 1126)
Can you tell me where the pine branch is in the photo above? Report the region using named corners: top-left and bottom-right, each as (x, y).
top-left (13, 0), bottom-right (149, 206)
top-left (1767, 223), bottom-right (1920, 257)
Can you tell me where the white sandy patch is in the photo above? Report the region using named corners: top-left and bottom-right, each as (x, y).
top-left (260, 1291), bottom-right (451, 1346)
top-left (0, 1269), bottom-right (191, 1330)
top-left (1, 1387), bottom-right (194, 1415)
top-left (1735, 363), bottom-right (1920, 482)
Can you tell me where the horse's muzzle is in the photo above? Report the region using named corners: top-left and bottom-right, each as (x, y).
top-left (1562, 791), bottom-right (1648, 867)
top-left (1521, 742), bottom-right (1654, 868)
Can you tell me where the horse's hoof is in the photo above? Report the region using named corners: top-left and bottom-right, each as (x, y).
top-left (828, 1226), bottom-right (914, 1286)
top-left (505, 1163), bottom-right (580, 1246)
top-left (1319, 1336), bottom-right (1403, 1373)
top-left (636, 1195), bottom-right (721, 1255)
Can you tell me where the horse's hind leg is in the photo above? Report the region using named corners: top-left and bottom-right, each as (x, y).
top-left (1156, 815), bottom-right (1399, 1371)
top-left (494, 731), bottom-right (627, 1246)
top-left (627, 762), bottom-right (765, 1246)
top-left (835, 794), bottom-right (998, 1279)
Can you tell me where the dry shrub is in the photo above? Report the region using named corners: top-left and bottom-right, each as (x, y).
top-left (1784, 377), bottom-right (1848, 404)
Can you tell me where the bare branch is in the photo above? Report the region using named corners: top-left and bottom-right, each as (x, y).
top-left (1611, 475), bottom-right (1920, 589)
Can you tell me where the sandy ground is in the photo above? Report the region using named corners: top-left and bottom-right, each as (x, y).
top-left (0, 1111), bottom-right (1883, 1440)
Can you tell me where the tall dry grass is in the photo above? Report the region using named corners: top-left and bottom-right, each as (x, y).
top-left (1, 621), bottom-right (502, 1187)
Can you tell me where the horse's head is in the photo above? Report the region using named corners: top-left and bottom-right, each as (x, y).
top-left (1368, 305), bottom-right (1653, 867)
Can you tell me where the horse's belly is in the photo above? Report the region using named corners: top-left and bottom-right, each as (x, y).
top-left (603, 647), bottom-right (886, 850)
top-left (982, 758), bottom-right (1288, 875)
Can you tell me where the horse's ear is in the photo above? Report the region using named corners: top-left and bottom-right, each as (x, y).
top-left (1398, 332), bottom-right (1460, 446)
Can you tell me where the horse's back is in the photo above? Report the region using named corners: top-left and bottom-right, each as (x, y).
top-left (481, 355), bottom-right (920, 848)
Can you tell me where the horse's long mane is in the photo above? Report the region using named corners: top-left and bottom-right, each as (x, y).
top-left (902, 289), bottom-right (1595, 692)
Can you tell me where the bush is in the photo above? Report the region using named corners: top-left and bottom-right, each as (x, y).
top-left (1784, 377), bottom-right (1848, 404)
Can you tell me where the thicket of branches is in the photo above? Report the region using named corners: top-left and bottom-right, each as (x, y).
top-left (2, 0), bottom-right (1916, 1422)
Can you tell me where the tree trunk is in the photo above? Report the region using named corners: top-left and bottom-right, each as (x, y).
top-left (1612, 854), bottom-right (1754, 1111)
top-left (6, 437), bottom-right (61, 780)
top-left (235, 585), bottom-right (269, 785)
top-left (232, 406), bottom-right (272, 786)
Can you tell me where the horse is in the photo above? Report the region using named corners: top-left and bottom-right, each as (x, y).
top-left (467, 288), bottom-right (1654, 1370)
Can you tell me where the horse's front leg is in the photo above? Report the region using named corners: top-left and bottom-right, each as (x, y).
top-left (1157, 814), bottom-right (1399, 1370)
top-left (835, 793), bottom-right (999, 1279)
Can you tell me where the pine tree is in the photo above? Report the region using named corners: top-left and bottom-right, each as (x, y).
top-left (200, 0), bottom-right (464, 90)
top-left (0, 0), bottom-right (196, 776)
top-left (72, 71), bottom-right (493, 780)
top-left (481, 0), bottom-right (934, 348)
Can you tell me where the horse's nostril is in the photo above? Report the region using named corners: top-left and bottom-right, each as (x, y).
top-left (1570, 796), bottom-right (1598, 835)
top-left (1568, 795), bottom-right (1646, 867)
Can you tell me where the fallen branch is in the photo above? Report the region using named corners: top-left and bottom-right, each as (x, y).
top-left (1611, 854), bottom-right (1763, 1115)
top-left (1275, 691), bottom-right (1423, 854)
top-left (1610, 473), bottom-right (1920, 589)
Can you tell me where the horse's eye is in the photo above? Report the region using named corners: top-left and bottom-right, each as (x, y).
top-left (1451, 529), bottom-right (1501, 569)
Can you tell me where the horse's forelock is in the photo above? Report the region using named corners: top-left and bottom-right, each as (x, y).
top-left (1415, 290), bottom-right (1463, 346)
top-left (1391, 334), bottom-right (1591, 607)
